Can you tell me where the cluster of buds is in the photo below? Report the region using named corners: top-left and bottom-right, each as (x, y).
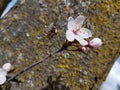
top-left (65, 15), bottom-right (102, 52)
top-left (0, 63), bottom-right (12, 85)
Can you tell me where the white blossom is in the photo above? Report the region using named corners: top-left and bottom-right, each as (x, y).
top-left (0, 63), bottom-right (12, 85)
top-left (0, 75), bottom-right (7, 85)
top-left (66, 15), bottom-right (92, 46)
top-left (0, 68), bottom-right (7, 76)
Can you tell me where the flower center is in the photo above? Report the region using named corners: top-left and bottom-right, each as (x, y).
top-left (72, 28), bottom-right (79, 35)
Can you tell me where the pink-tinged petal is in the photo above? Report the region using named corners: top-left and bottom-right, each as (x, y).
top-left (0, 76), bottom-right (6, 85)
top-left (68, 16), bottom-right (74, 22)
top-left (0, 68), bottom-right (7, 76)
top-left (66, 30), bottom-right (75, 41)
top-left (78, 28), bottom-right (92, 38)
top-left (2, 63), bottom-right (12, 72)
top-left (89, 38), bottom-right (102, 49)
top-left (75, 35), bottom-right (88, 46)
top-left (74, 15), bottom-right (85, 25)
top-left (67, 17), bottom-right (76, 30)
top-left (67, 20), bottom-right (76, 31)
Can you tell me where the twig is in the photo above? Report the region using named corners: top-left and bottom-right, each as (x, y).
top-left (6, 41), bottom-right (73, 83)
top-left (6, 46), bottom-right (64, 83)
top-left (7, 53), bottom-right (53, 82)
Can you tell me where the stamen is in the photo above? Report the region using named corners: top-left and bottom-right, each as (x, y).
top-left (72, 28), bottom-right (80, 35)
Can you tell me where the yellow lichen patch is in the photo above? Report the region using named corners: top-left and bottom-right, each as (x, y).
top-left (86, 0), bottom-right (120, 88)
top-left (39, 16), bottom-right (49, 25)
top-left (57, 53), bottom-right (83, 89)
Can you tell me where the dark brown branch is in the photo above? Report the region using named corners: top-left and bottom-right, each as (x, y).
top-left (7, 48), bottom-right (63, 83)
top-left (6, 41), bottom-right (87, 83)
top-left (7, 53), bottom-right (52, 82)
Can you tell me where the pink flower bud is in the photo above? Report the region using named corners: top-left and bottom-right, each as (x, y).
top-left (89, 38), bottom-right (102, 49)
top-left (2, 63), bottom-right (12, 72)
top-left (79, 46), bottom-right (86, 52)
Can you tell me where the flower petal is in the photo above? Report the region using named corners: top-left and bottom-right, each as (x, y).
top-left (75, 35), bottom-right (88, 46)
top-left (66, 30), bottom-right (75, 41)
top-left (67, 21), bottom-right (76, 31)
top-left (78, 28), bottom-right (92, 38)
top-left (2, 63), bottom-right (12, 72)
top-left (74, 15), bottom-right (85, 25)
top-left (0, 68), bottom-right (7, 76)
top-left (68, 16), bottom-right (74, 22)
top-left (67, 17), bottom-right (76, 30)
top-left (0, 75), bottom-right (6, 85)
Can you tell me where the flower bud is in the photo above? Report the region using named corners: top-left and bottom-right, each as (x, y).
top-left (2, 63), bottom-right (12, 72)
top-left (79, 46), bottom-right (86, 52)
top-left (89, 38), bottom-right (102, 49)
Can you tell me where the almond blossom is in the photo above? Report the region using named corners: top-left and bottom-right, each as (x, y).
top-left (66, 15), bottom-right (92, 46)
top-left (0, 63), bottom-right (12, 85)
top-left (88, 38), bottom-right (102, 49)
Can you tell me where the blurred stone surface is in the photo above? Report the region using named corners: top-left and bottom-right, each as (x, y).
top-left (0, 0), bottom-right (120, 90)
